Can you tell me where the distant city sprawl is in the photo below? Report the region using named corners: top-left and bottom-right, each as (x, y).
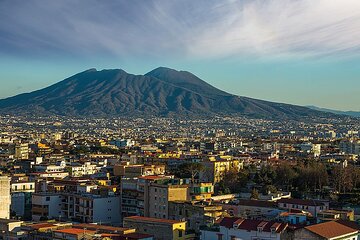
top-left (0, 114), bottom-right (359, 239)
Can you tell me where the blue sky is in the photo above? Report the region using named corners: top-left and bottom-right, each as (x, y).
top-left (1, 0), bottom-right (360, 111)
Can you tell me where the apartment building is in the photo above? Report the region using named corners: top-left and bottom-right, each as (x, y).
top-left (66, 162), bottom-right (98, 177)
top-left (148, 181), bottom-right (189, 219)
top-left (32, 192), bottom-right (121, 225)
top-left (199, 158), bottom-right (242, 184)
top-left (10, 180), bottom-right (35, 218)
top-left (15, 143), bottom-right (29, 160)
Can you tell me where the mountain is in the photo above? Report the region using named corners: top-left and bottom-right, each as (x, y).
top-left (0, 67), bottom-right (334, 119)
top-left (307, 106), bottom-right (360, 118)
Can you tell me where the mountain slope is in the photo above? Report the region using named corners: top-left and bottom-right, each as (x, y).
top-left (145, 67), bottom-right (230, 97)
top-left (0, 67), bottom-right (333, 119)
top-left (307, 106), bottom-right (360, 118)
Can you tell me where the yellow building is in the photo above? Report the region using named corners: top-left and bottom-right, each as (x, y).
top-left (158, 152), bottom-right (182, 159)
top-left (199, 158), bottom-right (243, 184)
top-left (123, 216), bottom-right (194, 240)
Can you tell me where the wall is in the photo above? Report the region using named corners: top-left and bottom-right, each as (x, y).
top-left (0, 176), bottom-right (10, 219)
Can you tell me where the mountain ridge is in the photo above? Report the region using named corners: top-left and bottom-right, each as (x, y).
top-left (307, 105), bottom-right (360, 118)
top-left (0, 67), bottom-right (336, 119)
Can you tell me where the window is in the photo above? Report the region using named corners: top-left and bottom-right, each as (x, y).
top-left (46, 197), bottom-right (50, 201)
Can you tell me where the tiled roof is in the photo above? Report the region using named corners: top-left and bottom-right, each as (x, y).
top-left (28, 223), bottom-right (56, 230)
top-left (236, 199), bottom-right (277, 208)
top-left (111, 232), bottom-right (154, 240)
top-left (124, 216), bottom-right (185, 225)
top-left (138, 175), bottom-right (164, 180)
top-left (336, 220), bottom-right (360, 230)
top-left (54, 228), bottom-right (96, 235)
top-left (305, 221), bottom-right (358, 239)
top-left (277, 198), bottom-right (325, 206)
top-left (73, 223), bottom-right (130, 232)
top-left (219, 217), bottom-right (288, 233)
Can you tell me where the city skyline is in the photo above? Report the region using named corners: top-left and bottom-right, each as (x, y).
top-left (1, 0), bottom-right (360, 111)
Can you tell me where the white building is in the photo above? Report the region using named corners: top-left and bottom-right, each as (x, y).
top-left (32, 192), bottom-right (121, 225)
top-left (277, 199), bottom-right (329, 217)
top-left (297, 143), bottom-right (321, 157)
top-left (67, 162), bottom-right (98, 177)
top-left (33, 161), bottom-right (66, 173)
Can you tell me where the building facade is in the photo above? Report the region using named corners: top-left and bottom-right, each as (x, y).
top-left (0, 176), bottom-right (11, 219)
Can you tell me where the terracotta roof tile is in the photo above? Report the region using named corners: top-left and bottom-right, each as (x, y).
top-left (54, 228), bottom-right (96, 235)
top-left (305, 221), bottom-right (358, 239)
top-left (219, 217), bottom-right (288, 233)
top-left (124, 216), bottom-right (185, 225)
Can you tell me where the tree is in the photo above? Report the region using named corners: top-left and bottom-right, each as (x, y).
top-left (294, 163), bottom-right (328, 192)
top-left (237, 168), bottom-right (250, 188)
top-left (175, 162), bottom-right (204, 183)
top-left (331, 165), bottom-right (358, 193)
top-left (275, 164), bottom-right (298, 191)
top-left (262, 185), bottom-right (277, 195)
top-left (254, 165), bottom-right (276, 186)
top-left (250, 188), bottom-right (259, 200)
top-left (216, 168), bottom-right (250, 194)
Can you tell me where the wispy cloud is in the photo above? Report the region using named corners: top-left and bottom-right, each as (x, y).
top-left (1, 0), bottom-right (360, 59)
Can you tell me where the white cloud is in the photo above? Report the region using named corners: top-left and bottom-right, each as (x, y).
top-left (187, 0), bottom-right (360, 58)
top-left (1, 0), bottom-right (360, 59)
